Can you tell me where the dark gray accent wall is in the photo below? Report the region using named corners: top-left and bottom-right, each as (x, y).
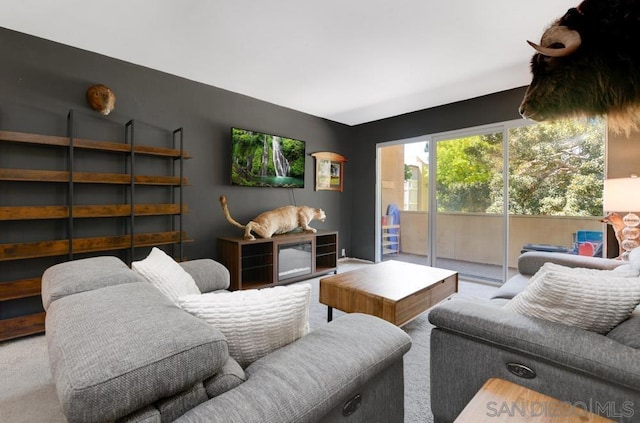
top-left (0, 27), bottom-right (352, 267)
top-left (348, 88), bottom-right (529, 261)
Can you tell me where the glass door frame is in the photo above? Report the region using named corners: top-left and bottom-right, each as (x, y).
top-left (429, 124), bottom-right (508, 283)
top-left (375, 118), bottom-right (529, 284)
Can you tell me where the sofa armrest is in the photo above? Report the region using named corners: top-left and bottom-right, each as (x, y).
top-left (428, 299), bottom-right (640, 389)
top-left (517, 251), bottom-right (621, 276)
top-left (180, 259), bottom-right (230, 292)
top-left (175, 313), bottom-right (412, 423)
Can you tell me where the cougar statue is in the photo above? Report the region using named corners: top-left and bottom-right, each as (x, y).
top-left (219, 195), bottom-right (326, 240)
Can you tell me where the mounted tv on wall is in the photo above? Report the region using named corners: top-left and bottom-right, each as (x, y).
top-left (231, 127), bottom-right (305, 188)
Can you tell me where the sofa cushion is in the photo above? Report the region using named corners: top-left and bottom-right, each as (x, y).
top-left (517, 251), bottom-right (621, 276)
top-left (116, 406), bottom-right (161, 423)
top-left (178, 284), bottom-right (311, 368)
top-left (203, 357), bottom-right (247, 398)
top-left (46, 282), bottom-right (229, 423)
top-left (41, 256), bottom-right (145, 310)
top-left (606, 312), bottom-right (640, 349)
top-left (490, 273), bottom-right (530, 300)
top-left (154, 383), bottom-right (208, 423)
top-left (179, 259), bottom-right (230, 293)
top-left (132, 247), bottom-right (201, 305)
top-left (504, 262), bottom-right (640, 333)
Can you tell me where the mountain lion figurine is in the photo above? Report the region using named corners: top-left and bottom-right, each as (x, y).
top-left (219, 195), bottom-right (326, 240)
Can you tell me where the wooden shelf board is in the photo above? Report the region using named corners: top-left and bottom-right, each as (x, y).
top-left (0, 204), bottom-right (186, 220)
top-left (0, 312), bottom-right (46, 341)
top-left (0, 130), bottom-right (190, 158)
top-left (0, 278), bottom-right (41, 301)
top-left (0, 231), bottom-right (191, 261)
top-left (0, 168), bottom-right (187, 185)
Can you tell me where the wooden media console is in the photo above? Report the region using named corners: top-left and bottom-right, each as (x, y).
top-left (217, 230), bottom-right (338, 290)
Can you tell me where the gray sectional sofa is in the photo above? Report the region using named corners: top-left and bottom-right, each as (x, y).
top-left (429, 251), bottom-right (640, 423)
top-left (41, 256), bottom-right (412, 423)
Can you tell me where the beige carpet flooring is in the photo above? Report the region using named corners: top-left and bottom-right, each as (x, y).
top-left (0, 259), bottom-right (497, 423)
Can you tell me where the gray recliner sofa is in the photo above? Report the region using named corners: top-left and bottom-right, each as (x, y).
top-left (41, 256), bottom-right (412, 423)
top-left (429, 251), bottom-right (640, 423)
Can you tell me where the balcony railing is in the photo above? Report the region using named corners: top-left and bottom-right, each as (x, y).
top-left (396, 211), bottom-right (604, 270)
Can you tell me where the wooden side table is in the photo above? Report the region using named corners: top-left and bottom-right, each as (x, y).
top-left (454, 378), bottom-right (615, 422)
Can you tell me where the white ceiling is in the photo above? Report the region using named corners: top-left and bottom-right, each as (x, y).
top-left (1, 0), bottom-right (578, 126)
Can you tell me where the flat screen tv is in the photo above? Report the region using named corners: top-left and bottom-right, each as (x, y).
top-left (231, 127), bottom-right (305, 188)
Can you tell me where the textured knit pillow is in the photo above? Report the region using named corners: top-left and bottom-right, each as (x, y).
top-left (178, 284), bottom-right (311, 368)
top-left (505, 262), bottom-right (640, 333)
top-left (531, 262), bottom-right (638, 279)
top-left (629, 247), bottom-right (640, 273)
top-left (132, 247), bottom-right (200, 305)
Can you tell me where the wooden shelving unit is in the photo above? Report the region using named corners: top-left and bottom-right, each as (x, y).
top-left (0, 112), bottom-right (190, 341)
top-left (217, 230), bottom-right (338, 290)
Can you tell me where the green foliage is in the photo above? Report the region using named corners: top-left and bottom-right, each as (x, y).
top-left (231, 129), bottom-right (305, 186)
top-left (436, 134), bottom-right (503, 213)
top-left (434, 118), bottom-right (605, 216)
top-left (404, 164), bottom-right (413, 181)
top-left (506, 118), bottom-right (604, 216)
top-left (281, 137), bottom-right (305, 178)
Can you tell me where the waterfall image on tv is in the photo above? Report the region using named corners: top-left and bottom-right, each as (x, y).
top-left (231, 127), bottom-right (305, 188)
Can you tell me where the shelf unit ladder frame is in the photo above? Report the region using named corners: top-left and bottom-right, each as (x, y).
top-left (66, 110), bottom-right (75, 260)
top-left (125, 120), bottom-right (136, 265)
top-left (172, 127), bottom-right (184, 261)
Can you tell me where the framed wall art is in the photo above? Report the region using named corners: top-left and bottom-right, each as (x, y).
top-left (310, 152), bottom-right (347, 192)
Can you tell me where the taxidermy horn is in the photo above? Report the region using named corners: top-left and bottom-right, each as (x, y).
top-left (527, 25), bottom-right (581, 58)
top-left (86, 84), bottom-right (116, 115)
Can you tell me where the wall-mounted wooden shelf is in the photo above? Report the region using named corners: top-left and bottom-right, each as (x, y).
top-left (0, 231), bottom-right (191, 261)
top-left (0, 168), bottom-right (187, 185)
top-left (0, 130), bottom-right (191, 158)
top-left (0, 112), bottom-right (190, 341)
top-left (0, 278), bottom-right (41, 301)
top-left (0, 204), bottom-right (186, 220)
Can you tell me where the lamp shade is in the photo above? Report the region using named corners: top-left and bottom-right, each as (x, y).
top-left (603, 177), bottom-right (640, 212)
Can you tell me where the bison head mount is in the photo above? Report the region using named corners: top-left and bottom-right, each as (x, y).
top-left (520, 0), bottom-right (640, 136)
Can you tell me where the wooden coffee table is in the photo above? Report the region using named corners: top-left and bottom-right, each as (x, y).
top-left (455, 378), bottom-right (615, 422)
top-left (319, 260), bottom-right (457, 326)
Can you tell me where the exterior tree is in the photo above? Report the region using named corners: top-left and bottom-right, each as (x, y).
top-left (436, 134), bottom-right (502, 213)
top-left (434, 118), bottom-right (605, 217)
top-left (504, 118), bottom-right (605, 216)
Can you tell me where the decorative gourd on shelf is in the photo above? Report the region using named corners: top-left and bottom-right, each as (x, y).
top-left (86, 84), bottom-right (116, 115)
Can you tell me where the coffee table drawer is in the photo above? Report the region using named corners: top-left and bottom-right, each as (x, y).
top-left (394, 289), bottom-right (431, 326)
top-left (430, 275), bottom-right (457, 304)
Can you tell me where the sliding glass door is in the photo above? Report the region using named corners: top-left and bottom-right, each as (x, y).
top-left (431, 129), bottom-right (507, 282)
top-left (376, 117), bottom-right (605, 284)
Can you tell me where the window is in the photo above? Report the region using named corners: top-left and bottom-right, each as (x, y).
top-left (377, 117), bottom-right (606, 281)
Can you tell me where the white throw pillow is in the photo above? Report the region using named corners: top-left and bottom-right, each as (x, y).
top-left (529, 262), bottom-right (638, 280)
top-left (629, 247), bottom-right (640, 273)
top-left (132, 247), bottom-right (201, 305)
top-left (178, 284), bottom-right (311, 368)
top-left (613, 264), bottom-right (639, 277)
top-left (505, 262), bottom-right (640, 333)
